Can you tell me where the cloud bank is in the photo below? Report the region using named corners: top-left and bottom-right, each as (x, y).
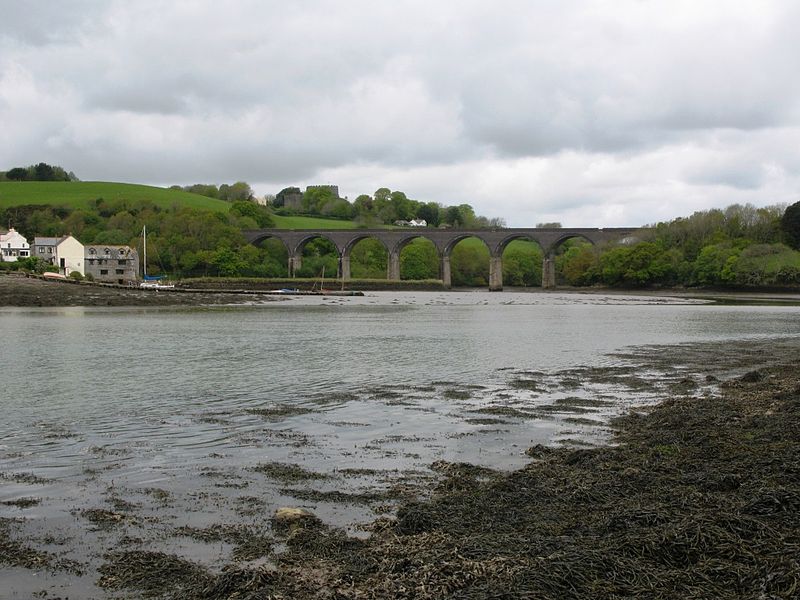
top-left (1, 0), bottom-right (798, 226)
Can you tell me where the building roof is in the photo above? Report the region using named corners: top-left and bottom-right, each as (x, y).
top-left (84, 244), bottom-right (134, 250)
top-left (0, 228), bottom-right (28, 242)
top-left (34, 235), bottom-right (81, 246)
top-left (34, 237), bottom-right (63, 246)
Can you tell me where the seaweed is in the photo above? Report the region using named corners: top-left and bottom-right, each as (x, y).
top-left (252, 461), bottom-right (330, 483)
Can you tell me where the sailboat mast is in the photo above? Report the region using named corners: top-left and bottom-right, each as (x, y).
top-left (142, 224), bottom-right (147, 279)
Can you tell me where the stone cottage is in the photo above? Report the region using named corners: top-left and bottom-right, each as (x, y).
top-left (84, 245), bottom-right (139, 284)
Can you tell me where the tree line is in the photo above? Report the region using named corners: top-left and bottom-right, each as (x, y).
top-left (0, 163), bottom-right (78, 182)
top-left (273, 185), bottom-right (506, 229)
top-left (2, 185), bottom-right (799, 288)
top-left (170, 181), bottom-right (255, 202)
top-left (556, 203), bottom-right (800, 287)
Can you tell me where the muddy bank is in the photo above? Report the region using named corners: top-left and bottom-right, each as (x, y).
top-left (5, 272), bottom-right (800, 308)
top-left (0, 273), bottom-right (285, 307)
top-left (2, 337), bottom-right (799, 598)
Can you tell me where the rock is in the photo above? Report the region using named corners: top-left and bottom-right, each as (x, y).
top-left (740, 370), bottom-right (765, 383)
top-left (272, 507), bottom-right (317, 525)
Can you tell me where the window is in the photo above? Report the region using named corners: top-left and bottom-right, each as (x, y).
top-left (89, 248), bottom-right (96, 255)
top-left (118, 259), bottom-right (126, 265)
top-left (115, 269), bottom-right (124, 274)
top-left (39, 248), bottom-right (45, 254)
top-left (100, 269), bottom-right (108, 275)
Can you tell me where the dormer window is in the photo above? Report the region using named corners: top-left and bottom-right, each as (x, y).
top-left (89, 248), bottom-right (96, 255)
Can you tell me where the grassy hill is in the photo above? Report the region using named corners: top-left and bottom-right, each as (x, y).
top-left (0, 181), bottom-right (363, 229)
top-left (270, 214), bottom-right (360, 229)
top-left (0, 181), bottom-right (232, 212)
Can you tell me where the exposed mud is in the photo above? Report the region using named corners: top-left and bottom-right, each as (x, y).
top-left (0, 273), bottom-right (286, 307)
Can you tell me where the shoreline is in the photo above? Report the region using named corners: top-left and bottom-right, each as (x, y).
top-left (3, 272), bottom-right (800, 307)
top-left (2, 335), bottom-right (799, 598)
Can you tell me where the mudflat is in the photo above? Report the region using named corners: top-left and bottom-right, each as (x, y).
top-left (0, 273), bottom-right (283, 307)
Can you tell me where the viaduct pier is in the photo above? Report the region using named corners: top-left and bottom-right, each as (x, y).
top-left (243, 227), bottom-right (638, 290)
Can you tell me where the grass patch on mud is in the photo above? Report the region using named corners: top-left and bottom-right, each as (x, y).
top-left (0, 518), bottom-right (82, 574)
top-left (246, 404), bottom-right (317, 420)
top-left (470, 405), bottom-right (538, 419)
top-left (77, 507), bottom-right (145, 531)
top-left (0, 471), bottom-right (51, 485)
top-left (1, 497), bottom-right (41, 509)
top-left (280, 488), bottom-right (391, 505)
top-left (252, 462), bottom-right (330, 483)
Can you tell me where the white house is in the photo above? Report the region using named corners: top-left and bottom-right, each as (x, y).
top-left (394, 219), bottom-right (428, 227)
top-left (33, 235), bottom-right (85, 276)
top-left (0, 228), bottom-right (30, 262)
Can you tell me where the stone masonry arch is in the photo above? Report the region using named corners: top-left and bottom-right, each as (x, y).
top-left (539, 233), bottom-right (598, 289)
top-left (495, 233), bottom-right (547, 289)
top-left (248, 233), bottom-right (291, 277)
top-left (341, 235), bottom-right (390, 281)
top-left (388, 234), bottom-right (443, 282)
top-left (288, 233), bottom-right (342, 278)
top-left (442, 234), bottom-right (492, 289)
top-left (242, 227), bottom-right (638, 290)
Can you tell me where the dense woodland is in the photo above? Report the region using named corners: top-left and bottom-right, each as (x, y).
top-left (1, 168), bottom-right (799, 288)
top-left (271, 185), bottom-right (506, 229)
top-left (2, 198), bottom-right (799, 288)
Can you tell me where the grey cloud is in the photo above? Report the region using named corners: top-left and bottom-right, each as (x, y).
top-left (0, 0), bottom-right (105, 46)
top-left (2, 1), bottom-right (800, 226)
top-left (684, 162), bottom-right (767, 191)
top-left (86, 88), bottom-right (189, 115)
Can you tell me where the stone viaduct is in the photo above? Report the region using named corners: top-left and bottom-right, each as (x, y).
top-left (242, 227), bottom-right (639, 290)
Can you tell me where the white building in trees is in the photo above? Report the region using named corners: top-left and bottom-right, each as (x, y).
top-left (0, 228), bottom-right (30, 262)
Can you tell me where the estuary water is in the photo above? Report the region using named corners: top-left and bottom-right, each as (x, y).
top-left (2, 291), bottom-right (800, 483)
top-left (1, 291), bottom-right (800, 597)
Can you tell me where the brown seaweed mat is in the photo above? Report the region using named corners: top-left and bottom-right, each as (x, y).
top-left (74, 360), bottom-right (800, 599)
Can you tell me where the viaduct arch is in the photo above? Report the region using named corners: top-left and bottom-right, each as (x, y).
top-left (243, 227), bottom-right (638, 290)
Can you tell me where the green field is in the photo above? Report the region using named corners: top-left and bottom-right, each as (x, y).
top-left (0, 181), bottom-right (367, 230)
top-left (0, 181), bottom-right (231, 212)
top-left (270, 214), bottom-right (360, 229)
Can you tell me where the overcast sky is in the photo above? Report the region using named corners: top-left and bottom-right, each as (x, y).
top-left (1, 1), bottom-right (798, 227)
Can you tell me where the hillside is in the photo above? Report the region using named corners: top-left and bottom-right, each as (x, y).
top-left (0, 181), bottom-right (367, 230)
top-left (270, 214), bottom-right (360, 229)
top-left (0, 181), bottom-right (231, 212)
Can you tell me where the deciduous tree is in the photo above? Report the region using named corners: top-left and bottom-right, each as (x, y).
top-left (781, 201), bottom-right (800, 250)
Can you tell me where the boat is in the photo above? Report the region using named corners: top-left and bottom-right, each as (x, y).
top-left (139, 225), bottom-right (175, 289)
top-left (139, 280), bottom-right (175, 290)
